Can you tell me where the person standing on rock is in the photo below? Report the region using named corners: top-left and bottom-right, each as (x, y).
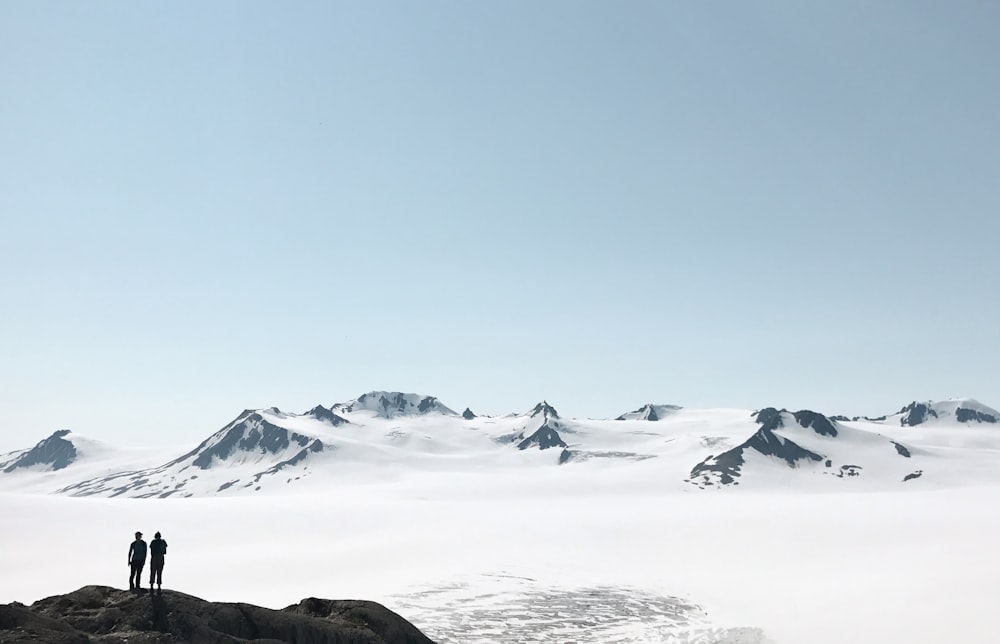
top-left (128, 531), bottom-right (147, 592)
top-left (149, 531), bottom-right (168, 594)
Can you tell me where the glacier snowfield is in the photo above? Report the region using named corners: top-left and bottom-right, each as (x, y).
top-left (2, 392), bottom-right (1000, 643)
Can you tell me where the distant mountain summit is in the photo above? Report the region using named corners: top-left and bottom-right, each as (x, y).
top-left (528, 401), bottom-right (559, 420)
top-left (4, 392), bottom-right (997, 497)
top-left (498, 401), bottom-right (567, 451)
top-left (688, 407), bottom-right (915, 488)
top-left (333, 392), bottom-right (456, 417)
top-left (616, 404), bottom-right (682, 421)
top-left (689, 408), bottom-right (828, 486)
top-left (1, 429), bottom-right (78, 473)
top-left (893, 399), bottom-right (999, 426)
top-left (57, 409), bottom-right (328, 498)
top-left (176, 410), bottom-right (326, 471)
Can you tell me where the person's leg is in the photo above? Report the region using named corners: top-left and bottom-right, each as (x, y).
top-left (130, 563), bottom-right (140, 590)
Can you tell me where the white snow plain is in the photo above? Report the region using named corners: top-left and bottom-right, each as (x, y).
top-left (2, 400), bottom-right (1000, 643)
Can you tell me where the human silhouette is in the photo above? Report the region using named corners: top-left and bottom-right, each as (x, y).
top-left (149, 531), bottom-right (168, 594)
top-left (128, 531), bottom-right (147, 592)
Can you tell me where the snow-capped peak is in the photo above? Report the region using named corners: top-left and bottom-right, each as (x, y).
top-left (2, 429), bottom-right (78, 472)
top-left (332, 391), bottom-right (457, 417)
top-left (528, 401), bottom-right (559, 420)
top-left (616, 404), bottom-right (682, 421)
top-left (893, 399), bottom-right (999, 427)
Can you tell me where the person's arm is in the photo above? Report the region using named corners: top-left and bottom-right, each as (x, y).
top-left (128, 543), bottom-right (134, 565)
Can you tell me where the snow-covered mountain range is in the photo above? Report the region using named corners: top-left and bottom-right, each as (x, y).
top-left (1, 393), bottom-right (997, 497)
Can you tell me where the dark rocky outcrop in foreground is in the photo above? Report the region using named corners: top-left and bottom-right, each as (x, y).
top-left (0, 585), bottom-right (436, 644)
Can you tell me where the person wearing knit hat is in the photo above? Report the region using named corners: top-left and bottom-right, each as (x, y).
top-left (149, 531), bottom-right (168, 594)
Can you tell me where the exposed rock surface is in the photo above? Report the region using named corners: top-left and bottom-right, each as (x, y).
top-left (955, 408), bottom-right (997, 424)
top-left (615, 404), bottom-right (682, 421)
top-left (516, 423), bottom-right (568, 451)
top-left (56, 412), bottom-right (328, 499)
top-left (899, 402), bottom-right (939, 427)
top-left (528, 401), bottom-right (560, 420)
top-left (0, 585), bottom-right (436, 644)
top-left (306, 405), bottom-right (350, 426)
top-left (687, 408), bottom-right (829, 486)
top-left (334, 392), bottom-right (456, 417)
top-left (895, 399), bottom-right (998, 426)
top-left (2, 430), bottom-right (78, 473)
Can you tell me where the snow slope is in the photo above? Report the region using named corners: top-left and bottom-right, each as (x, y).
top-left (2, 472), bottom-right (999, 643)
top-left (2, 394), bottom-right (999, 497)
top-left (0, 430), bottom-right (177, 495)
top-left (2, 393), bottom-right (1000, 643)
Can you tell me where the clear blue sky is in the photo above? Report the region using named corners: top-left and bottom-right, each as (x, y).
top-left (2, 2), bottom-right (998, 452)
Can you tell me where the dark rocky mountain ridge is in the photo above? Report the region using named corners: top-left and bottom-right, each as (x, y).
top-left (688, 408), bottom-right (827, 486)
top-left (55, 411), bottom-right (328, 498)
top-left (2, 429), bottom-right (78, 473)
top-left (687, 408), bottom-right (913, 488)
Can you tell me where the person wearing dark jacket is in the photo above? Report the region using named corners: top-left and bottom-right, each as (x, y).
top-left (128, 532), bottom-right (146, 592)
top-left (149, 532), bottom-right (168, 593)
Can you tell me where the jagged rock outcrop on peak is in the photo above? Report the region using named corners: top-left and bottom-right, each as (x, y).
top-left (750, 407), bottom-right (838, 437)
top-left (462, 408), bottom-right (476, 420)
top-left (790, 409), bottom-right (838, 437)
top-left (334, 392), bottom-right (456, 417)
top-left (528, 401), bottom-right (559, 420)
top-left (899, 402), bottom-right (938, 427)
top-left (307, 405), bottom-right (350, 426)
top-left (615, 404), bottom-right (682, 421)
top-left (3, 430), bottom-right (78, 473)
top-left (617, 404), bottom-right (658, 421)
top-left (750, 407), bottom-right (784, 431)
top-left (0, 585), bottom-right (436, 643)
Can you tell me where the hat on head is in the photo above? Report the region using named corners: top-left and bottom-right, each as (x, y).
top-left (135, 531), bottom-right (142, 538)
top-left (154, 532), bottom-right (161, 538)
